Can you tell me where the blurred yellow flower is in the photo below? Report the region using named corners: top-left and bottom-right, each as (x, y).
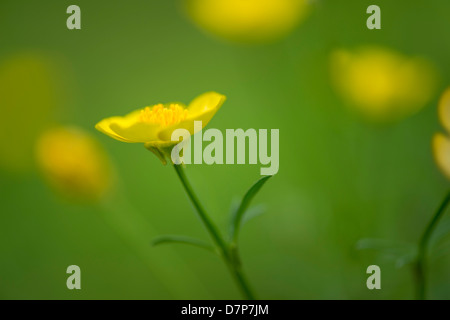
top-left (36, 127), bottom-right (112, 202)
top-left (330, 46), bottom-right (437, 121)
top-left (183, 0), bottom-right (309, 43)
top-left (433, 88), bottom-right (450, 180)
top-left (0, 53), bottom-right (63, 173)
top-left (95, 92), bottom-right (225, 162)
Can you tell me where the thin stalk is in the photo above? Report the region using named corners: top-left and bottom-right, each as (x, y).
top-left (415, 191), bottom-right (450, 300)
top-left (173, 164), bottom-right (255, 300)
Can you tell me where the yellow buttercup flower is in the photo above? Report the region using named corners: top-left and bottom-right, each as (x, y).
top-left (433, 88), bottom-right (450, 180)
top-left (330, 46), bottom-right (437, 121)
top-left (0, 53), bottom-right (62, 173)
top-left (183, 0), bottom-right (309, 44)
top-left (95, 92), bottom-right (226, 163)
top-left (36, 126), bottom-right (113, 202)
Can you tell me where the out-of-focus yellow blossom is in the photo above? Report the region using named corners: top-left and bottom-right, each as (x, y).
top-left (0, 53), bottom-right (63, 173)
top-left (183, 0), bottom-right (309, 44)
top-left (433, 88), bottom-right (450, 180)
top-left (95, 92), bottom-right (225, 163)
top-left (330, 47), bottom-right (437, 121)
top-left (36, 127), bottom-right (112, 202)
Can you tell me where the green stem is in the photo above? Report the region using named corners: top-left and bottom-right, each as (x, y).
top-left (173, 164), bottom-right (255, 300)
top-left (415, 190), bottom-right (450, 300)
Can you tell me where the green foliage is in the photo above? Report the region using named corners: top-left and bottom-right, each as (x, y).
top-left (152, 235), bottom-right (214, 252)
top-left (356, 238), bottom-right (417, 268)
top-left (229, 176), bottom-right (272, 243)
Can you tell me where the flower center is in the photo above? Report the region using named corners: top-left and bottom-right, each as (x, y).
top-left (138, 103), bottom-right (189, 126)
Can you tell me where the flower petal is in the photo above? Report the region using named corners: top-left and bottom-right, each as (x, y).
top-left (96, 107), bottom-right (164, 143)
top-left (109, 121), bottom-right (161, 143)
top-left (330, 47), bottom-right (437, 122)
top-left (187, 91), bottom-right (226, 118)
top-left (95, 117), bottom-right (135, 143)
top-left (438, 88), bottom-right (450, 133)
top-left (432, 132), bottom-right (450, 180)
top-left (157, 92), bottom-right (226, 141)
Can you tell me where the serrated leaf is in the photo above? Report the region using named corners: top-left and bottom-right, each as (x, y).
top-left (229, 175), bottom-right (272, 243)
top-left (152, 235), bottom-right (214, 252)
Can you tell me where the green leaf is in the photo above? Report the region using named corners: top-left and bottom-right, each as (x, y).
top-left (434, 240), bottom-right (450, 259)
top-left (152, 235), bottom-right (214, 252)
top-left (228, 198), bottom-right (240, 217)
top-left (356, 238), bottom-right (417, 268)
top-left (242, 204), bottom-right (267, 224)
top-left (430, 217), bottom-right (450, 258)
top-left (229, 175), bottom-right (272, 243)
top-left (430, 216), bottom-right (450, 246)
top-left (228, 200), bottom-right (267, 225)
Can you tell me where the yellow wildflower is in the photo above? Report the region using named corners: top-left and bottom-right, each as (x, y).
top-left (330, 46), bottom-right (437, 121)
top-left (433, 88), bottom-right (450, 180)
top-left (0, 53), bottom-right (62, 173)
top-left (36, 126), bottom-right (112, 202)
top-left (95, 92), bottom-right (225, 163)
top-left (183, 0), bottom-right (309, 44)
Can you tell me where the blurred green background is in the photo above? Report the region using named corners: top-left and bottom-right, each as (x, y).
top-left (1, 0), bottom-right (450, 299)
